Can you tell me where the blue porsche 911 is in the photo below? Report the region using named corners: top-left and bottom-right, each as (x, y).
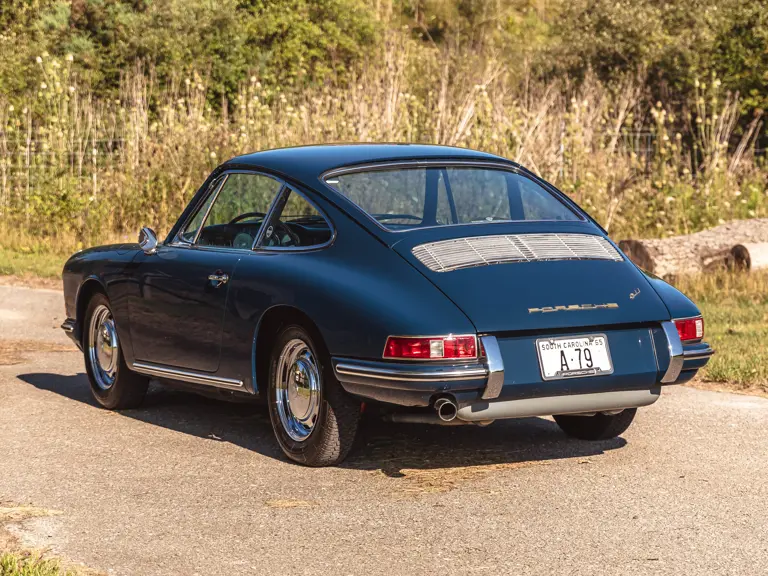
top-left (61, 144), bottom-right (713, 466)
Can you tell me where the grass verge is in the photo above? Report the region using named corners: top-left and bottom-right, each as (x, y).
top-left (0, 248), bottom-right (64, 281)
top-left (674, 271), bottom-right (768, 395)
top-left (0, 552), bottom-right (76, 576)
top-left (0, 504), bottom-right (95, 576)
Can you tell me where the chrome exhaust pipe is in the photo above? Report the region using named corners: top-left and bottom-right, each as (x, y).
top-left (434, 397), bottom-right (458, 422)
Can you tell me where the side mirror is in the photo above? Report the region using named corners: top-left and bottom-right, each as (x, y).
top-left (138, 227), bottom-right (158, 255)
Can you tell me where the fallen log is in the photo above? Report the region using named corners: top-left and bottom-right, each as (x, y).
top-left (618, 219), bottom-right (768, 278)
top-left (730, 243), bottom-right (768, 271)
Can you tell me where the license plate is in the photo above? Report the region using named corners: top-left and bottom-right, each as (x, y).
top-left (536, 334), bottom-right (613, 381)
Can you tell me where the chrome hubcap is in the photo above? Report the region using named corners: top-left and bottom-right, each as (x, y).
top-left (88, 304), bottom-right (119, 390)
top-left (275, 339), bottom-right (321, 442)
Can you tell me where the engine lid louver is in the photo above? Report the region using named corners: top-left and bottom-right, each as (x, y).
top-left (412, 233), bottom-right (623, 272)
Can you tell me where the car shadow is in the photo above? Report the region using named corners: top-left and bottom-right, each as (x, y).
top-left (18, 372), bottom-right (627, 474)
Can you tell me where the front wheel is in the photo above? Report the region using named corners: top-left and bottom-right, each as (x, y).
top-left (267, 325), bottom-right (361, 466)
top-left (553, 408), bottom-right (637, 440)
top-left (83, 293), bottom-right (148, 410)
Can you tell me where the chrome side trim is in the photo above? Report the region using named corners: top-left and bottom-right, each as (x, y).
top-left (479, 335), bottom-right (504, 399)
top-left (660, 321), bottom-right (684, 383)
top-left (457, 388), bottom-right (660, 422)
top-left (683, 347), bottom-right (715, 361)
top-left (131, 361), bottom-right (244, 390)
top-left (61, 319), bottom-right (76, 333)
top-left (334, 362), bottom-right (488, 382)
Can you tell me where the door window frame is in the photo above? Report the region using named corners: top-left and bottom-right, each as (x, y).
top-left (170, 169), bottom-right (335, 253)
top-left (171, 169), bottom-right (287, 251)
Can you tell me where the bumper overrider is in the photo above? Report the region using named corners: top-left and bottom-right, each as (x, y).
top-left (61, 318), bottom-right (82, 350)
top-left (333, 323), bottom-right (714, 422)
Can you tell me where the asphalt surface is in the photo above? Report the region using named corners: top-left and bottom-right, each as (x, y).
top-left (0, 285), bottom-right (767, 575)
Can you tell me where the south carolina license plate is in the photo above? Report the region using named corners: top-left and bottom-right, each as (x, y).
top-left (536, 334), bottom-right (613, 381)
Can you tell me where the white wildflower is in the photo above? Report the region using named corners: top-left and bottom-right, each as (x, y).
top-left (36, 56), bottom-right (43, 64)
top-left (66, 53), bottom-right (73, 62)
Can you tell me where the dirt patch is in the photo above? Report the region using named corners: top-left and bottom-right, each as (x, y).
top-left (373, 460), bottom-right (543, 496)
top-left (0, 502), bottom-right (102, 575)
top-left (0, 502), bottom-right (62, 553)
top-left (0, 341), bottom-right (76, 366)
top-left (0, 275), bottom-right (61, 291)
top-left (685, 379), bottom-right (768, 399)
top-left (264, 499), bottom-right (317, 509)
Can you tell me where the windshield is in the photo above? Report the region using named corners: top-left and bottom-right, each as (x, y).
top-left (324, 166), bottom-right (581, 231)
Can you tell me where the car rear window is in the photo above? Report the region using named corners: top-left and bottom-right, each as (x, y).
top-left (323, 166), bottom-right (580, 231)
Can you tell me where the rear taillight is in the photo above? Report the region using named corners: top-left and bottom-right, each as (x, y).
top-left (674, 317), bottom-right (704, 342)
top-left (383, 335), bottom-right (478, 360)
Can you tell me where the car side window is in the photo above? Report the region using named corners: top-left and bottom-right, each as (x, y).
top-left (262, 189), bottom-right (332, 249)
top-left (185, 173), bottom-right (283, 249)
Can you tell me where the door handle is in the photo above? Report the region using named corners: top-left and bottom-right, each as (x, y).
top-left (208, 272), bottom-right (229, 287)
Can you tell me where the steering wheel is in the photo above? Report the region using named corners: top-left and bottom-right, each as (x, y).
top-left (228, 211), bottom-right (267, 225)
top-left (264, 221), bottom-right (301, 247)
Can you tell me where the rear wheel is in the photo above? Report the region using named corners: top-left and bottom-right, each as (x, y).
top-left (553, 408), bottom-right (637, 440)
top-left (83, 293), bottom-right (148, 410)
top-left (267, 325), bottom-right (361, 466)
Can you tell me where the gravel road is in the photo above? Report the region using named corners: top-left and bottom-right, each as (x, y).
top-left (1, 285), bottom-right (766, 575)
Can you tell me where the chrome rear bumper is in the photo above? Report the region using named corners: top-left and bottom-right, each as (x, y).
top-left (456, 388), bottom-right (660, 422)
top-left (334, 327), bottom-right (713, 409)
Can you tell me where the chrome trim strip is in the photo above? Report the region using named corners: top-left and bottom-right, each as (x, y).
top-left (479, 335), bottom-right (504, 400)
top-left (251, 183), bottom-right (288, 249)
top-left (61, 319), bottom-right (76, 333)
top-left (660, 321), bottom-right (684, 383)
top-left (683, 347), bottom-right (715, 361)
top-left (457, 389), bottom-right (660, 422)
top-left (131, 361), bottom-right (244, 390)
top-left (191, 174), bottom-right (229, 245)
top-left (334, 362), bottom-right (488, 382)
top-left (322, 160), bottom-right (522, 180)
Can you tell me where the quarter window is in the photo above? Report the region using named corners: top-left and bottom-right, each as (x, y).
top-left (262, 189), bottom-right (332, 249)
top-left (182, 173), bottom-right (283, 249)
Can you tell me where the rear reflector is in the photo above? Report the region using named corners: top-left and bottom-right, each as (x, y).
top-left (674, 317), bottom-right (704, 342)
top-left (384, 335), bottom-right (478, 360)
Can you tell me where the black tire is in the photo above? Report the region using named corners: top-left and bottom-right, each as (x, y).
top-left (553, 408), bottom-right (637, 441)
top-left (267, 325), bottom-right (361, 466)
top-left (83, 293), bottom-right (149, 410)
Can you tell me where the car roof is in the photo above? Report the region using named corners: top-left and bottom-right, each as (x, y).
top-left (225, 144), bottom-right (516, 183)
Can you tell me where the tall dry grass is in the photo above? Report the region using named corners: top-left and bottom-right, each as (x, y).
top-left (0, 34), bottom-right (766, 253)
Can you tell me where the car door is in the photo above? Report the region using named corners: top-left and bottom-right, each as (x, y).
top-left (129, 171), bottom-right (284, 373)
